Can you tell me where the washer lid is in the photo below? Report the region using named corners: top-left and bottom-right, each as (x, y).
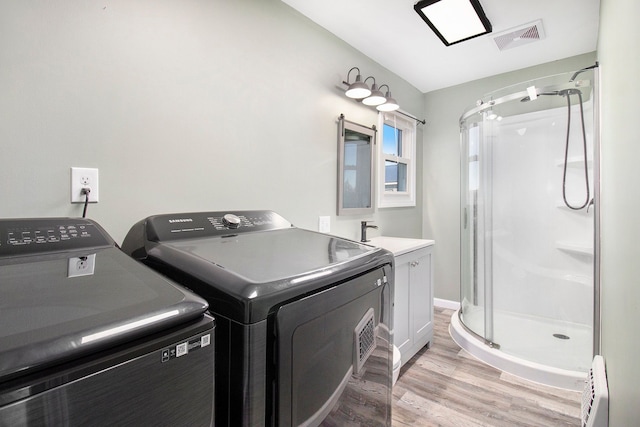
top-left (0, 246), bottom-right (208, 382)
top-left (144, 227), bottom-right (392, 323)
top-left (165, 228), bottom-right (373, 283)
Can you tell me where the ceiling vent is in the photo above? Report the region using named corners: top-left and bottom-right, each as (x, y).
top-left (492, 20), bottom-right (545, 51)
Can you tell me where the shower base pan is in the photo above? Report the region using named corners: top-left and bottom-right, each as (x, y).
top-left (449, 309), bottom-right (589, 390)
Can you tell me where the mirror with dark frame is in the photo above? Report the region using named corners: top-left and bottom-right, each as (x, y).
top-left (338, 115), bottom-right (376, 216)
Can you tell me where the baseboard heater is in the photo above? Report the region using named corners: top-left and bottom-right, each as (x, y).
top-left (581, 355), bottom-right (609, 427)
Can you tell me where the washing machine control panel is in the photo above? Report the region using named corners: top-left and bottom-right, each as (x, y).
top-left (0, 218), bottom-right (113, 257)
top-left (146, 210), bottom-right (293, 241)
top-left (221, 214), bottom-right (241, 229)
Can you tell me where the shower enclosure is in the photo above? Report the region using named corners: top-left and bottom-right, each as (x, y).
top-left (452, 67), bottom-right (598, 390)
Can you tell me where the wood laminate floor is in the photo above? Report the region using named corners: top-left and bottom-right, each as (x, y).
top-left (392, 307), bottom-right (582, 427)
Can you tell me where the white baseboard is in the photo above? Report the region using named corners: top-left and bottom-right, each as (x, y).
top-left (434, 298), bottom-right (460, 310)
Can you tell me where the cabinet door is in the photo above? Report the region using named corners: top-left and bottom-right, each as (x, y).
top-left (410, 251), bottom-right (432, 345)
top-left (393, 257), bottom-right (411, 357)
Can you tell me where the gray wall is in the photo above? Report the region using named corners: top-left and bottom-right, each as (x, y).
top-left (0, 0), bottom-right (424, 244)
top-left (598, 0), bottom-right (640, 424)
top-left (4, 0), bottom-right (639, 423)
top-left (422, 52), bottom-right (597, 302)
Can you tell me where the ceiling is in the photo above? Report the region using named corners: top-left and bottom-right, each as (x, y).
top-left (281, 0), bottom-right (601, 93)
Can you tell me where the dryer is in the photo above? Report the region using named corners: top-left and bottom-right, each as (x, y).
top-left (122, 210), bottom-right (394, 427)
top-left (0, 218), bottom-right (215, 426)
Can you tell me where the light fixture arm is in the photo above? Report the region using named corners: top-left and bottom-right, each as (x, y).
top-left (346, 67), bottom-right (361, 84)
top-left (344, 67), bottom-right (372, 99)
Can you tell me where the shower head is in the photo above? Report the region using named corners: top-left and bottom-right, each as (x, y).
top-left (569, 62), bottom-right (598, 82)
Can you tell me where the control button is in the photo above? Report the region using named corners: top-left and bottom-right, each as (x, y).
top-left (222, 214), bottom-right (241, 229)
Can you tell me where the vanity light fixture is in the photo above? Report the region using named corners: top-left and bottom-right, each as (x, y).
top-left (414, 0), bottom-right (492, 46)
top-left (342, 67), bottom-right (423, 122)
top-left (344, 67), bottom-right (372, 99)
top-left (376, 85), bottom-right (399, 112)
top-left (362, 77), bottom-right (386, 106)
top-left (343, 68), bottom-right (394, 108)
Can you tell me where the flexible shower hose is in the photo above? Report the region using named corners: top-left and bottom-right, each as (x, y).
top-left (562, 89), bottom-right (591, 210)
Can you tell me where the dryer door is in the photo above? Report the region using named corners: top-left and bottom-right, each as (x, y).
top-left (275, 268), bottom-right (391, 427)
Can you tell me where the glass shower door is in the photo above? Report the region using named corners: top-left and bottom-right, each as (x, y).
top-left (460, 120), bottom-right (490, 343)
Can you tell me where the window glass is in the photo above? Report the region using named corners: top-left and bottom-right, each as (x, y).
top-left (383, 124), bottom-right (403, 157)
top-left (384, 161), bottom-right (407, 192)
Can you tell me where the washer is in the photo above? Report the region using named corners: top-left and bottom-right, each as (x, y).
top-left (0, 218), bottom-right (215, 426)
top-left (122, 210), bottom-right (394, 427)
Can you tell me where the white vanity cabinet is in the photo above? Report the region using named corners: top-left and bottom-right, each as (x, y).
top-left (369, 237), bottom-right (435, 366)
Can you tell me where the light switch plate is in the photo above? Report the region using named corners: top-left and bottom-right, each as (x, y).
top-left (318, 216), bottom-right (330, 233)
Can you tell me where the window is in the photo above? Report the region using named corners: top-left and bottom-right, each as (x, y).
top-left (377, 112), bottom-right (417, 208)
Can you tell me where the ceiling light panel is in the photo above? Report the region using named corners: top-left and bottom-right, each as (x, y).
top-left (414, 0), bottom-right (492, 46)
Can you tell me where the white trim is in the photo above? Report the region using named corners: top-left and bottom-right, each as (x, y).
top-left (377, 111), bottom-right (417, 208)
top-left (434, 298), bottom-right (460, 310)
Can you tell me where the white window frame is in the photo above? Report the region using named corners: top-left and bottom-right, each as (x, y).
top-left (377, 111), bottom-right (417, 208)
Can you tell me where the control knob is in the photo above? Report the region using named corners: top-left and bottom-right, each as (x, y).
top-left (222, 214), bottom-right (241, 229)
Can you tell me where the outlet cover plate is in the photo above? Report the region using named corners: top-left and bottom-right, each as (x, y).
top-left (67, 254), bottom-right (96, 278)
top-left (70, 167), bottom-right (99, 203)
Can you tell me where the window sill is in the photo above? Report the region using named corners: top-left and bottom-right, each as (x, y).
top-left (378, 193), bottom-right (416, 208)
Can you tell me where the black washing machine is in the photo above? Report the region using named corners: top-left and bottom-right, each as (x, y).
top-left (122, 210), bottom-right (394, 427)
top-left (0, 218), bottom-right (215, 426)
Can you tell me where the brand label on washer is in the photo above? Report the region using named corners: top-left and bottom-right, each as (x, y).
top-left (161, 333), bottom-right (211, 363)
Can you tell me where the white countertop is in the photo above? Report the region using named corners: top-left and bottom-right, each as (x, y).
top-left (367, 236), bottom-right (435, 257)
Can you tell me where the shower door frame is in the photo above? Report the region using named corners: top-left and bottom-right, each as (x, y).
top-left (460, 116), bottom-right (498, 349)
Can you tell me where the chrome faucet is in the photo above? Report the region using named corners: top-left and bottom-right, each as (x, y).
top-left (360, 221), bottom-right (378, 242)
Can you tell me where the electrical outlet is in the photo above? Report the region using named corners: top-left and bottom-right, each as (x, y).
top-left (67, 254), bottom-right (96, 278)
top-left (318, 216), bottom-right (331, 233)
top-left (70, 167), bottom-right (99, 203)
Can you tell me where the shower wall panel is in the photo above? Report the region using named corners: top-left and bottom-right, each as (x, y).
top-left (491, 103), bottom-right (593, 326)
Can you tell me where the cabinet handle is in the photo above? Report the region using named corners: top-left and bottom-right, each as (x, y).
top-left (410, 261), bottom-right (420, 267)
